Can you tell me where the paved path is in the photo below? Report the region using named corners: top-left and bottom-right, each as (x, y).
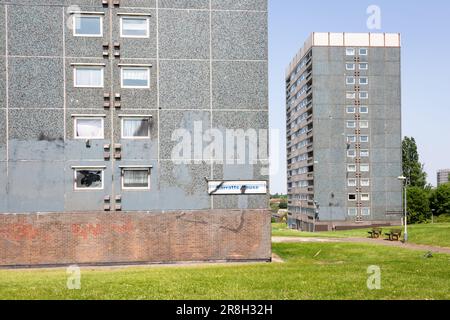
top-left (272, 236), bottom-right (450, 255)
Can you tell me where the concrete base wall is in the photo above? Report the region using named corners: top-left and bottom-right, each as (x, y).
top-left (0, 210), bottom-right (271, 267)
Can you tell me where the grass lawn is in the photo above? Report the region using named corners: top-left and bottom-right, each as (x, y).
top-left (272, 223), bottom-right (450, 248)
top-left (1, 242), bottom-right (449, 300)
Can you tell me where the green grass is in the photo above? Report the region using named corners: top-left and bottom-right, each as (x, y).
top-left (272, 223), bottom-right (450, 248)
top-left (1, 242), bottom-right (449, 300)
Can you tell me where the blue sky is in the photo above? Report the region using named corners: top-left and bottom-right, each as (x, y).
top-left (268, 0), bottom-right (450, 194)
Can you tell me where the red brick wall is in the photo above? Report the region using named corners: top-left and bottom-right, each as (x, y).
top-left (0, 210), bottom-right (271, 267)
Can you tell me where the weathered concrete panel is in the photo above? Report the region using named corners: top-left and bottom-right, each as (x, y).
top-left (8, 5), bottom-right (63, 57)
top-left (160, 0), bottom-right (209, 9)
top-left (212, 11), bottom-right (267, 60)
top-left (159, 9), bottom-right (209, 60)
top-left (9, 57), bottom-right (64, 110)
top-left (7, 161), bottom-right (65, 213)
top-left (211, 0), bottom-right (267, 11)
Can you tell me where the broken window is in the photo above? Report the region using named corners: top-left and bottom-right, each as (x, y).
top-left (75, 170), bottom-right (103, 190)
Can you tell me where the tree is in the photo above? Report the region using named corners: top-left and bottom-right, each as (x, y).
top-left (430, 183), bottom-right (450, 216)
top-left (406, 187), bottom-right (430, 224)
top-left (402, 137), bottom-right (427, 188)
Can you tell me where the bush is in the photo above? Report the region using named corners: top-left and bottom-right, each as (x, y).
top-left (430, 183), bottom-right (450, 216)
top-left (407, 186), bottom-right (430, 224)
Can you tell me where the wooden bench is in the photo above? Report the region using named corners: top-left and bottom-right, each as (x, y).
top-left (385, 229), bottom-right (402, 241)
top-left (368, 228), bottom-right (383, 239)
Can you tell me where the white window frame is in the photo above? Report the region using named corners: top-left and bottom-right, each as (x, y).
top-left (73, 66), bottom-right (104, 88)
top-left (360, 106), bottom-right (369, 114)
top-left (361, 208), bottom-right (371, 216)
top-left (360, 164), bottom-right (370, 172)
top-left (346, 106), bottom-right (356, 114)
top-left (347, 149), bottom-right (356, 158)
top-left (359, 63), bottom-right (368, 70)
top-left (347, 121), bottom-right (356, 128)
top-left (73, 168), bottom-right (104, 191)
top-left (347, 135), bottom-right (357, 143)
top-left (361, 179), bottom-right (370, 187)
top-left (360, 136), bottom-right (369, 143)
top-left (360, 150), bottom-right (370, 157)
top-left (120, 16), bottom-right (150, 38)
top-left (74, 117), bottom-right (105, 140)
top-left (121, 168), bottom-right (151, 191)
top-left (359, 48), bottom-right (368, 56)
top-left (346, 77), bottom-right (356, 85)
top-left (73, 14), bottom-right (103, 37)
top-left (121, 67), bottom-right (151, 89)
top-left (360, 121), bottom-right (369, 129)
top-left (361, 193), bottom-right (370, 201)
top-left (359, 91), bottom-right (369, 99)
top-left (346, 92), bottom-right (356, 99)
top-left (348, 179), bottom-right (357, 187)
top-left (348, 208), bottom-right (358, 216)
top-left (121, 117), bottom-right (151, 139)
top-left (347, 164), bottom-right (357, 172)
top-left (359, 77), bottom-right (369, 85)
top-left (346, 48), bottom-right (355, 56)
top-left (346, 63), bottom-right (355, 71)
top-left (348, 194), bottom-right (357, 201)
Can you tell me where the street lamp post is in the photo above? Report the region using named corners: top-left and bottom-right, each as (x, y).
top-left (398, 176), bottom-right (408, 242)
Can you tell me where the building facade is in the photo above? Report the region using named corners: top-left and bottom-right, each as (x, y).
top-left (286, 33), bottom-right (403, 231)
top-left (0, 0), bottom-right (270, 267)
top-left (437, 169), bottom-right (450, 186)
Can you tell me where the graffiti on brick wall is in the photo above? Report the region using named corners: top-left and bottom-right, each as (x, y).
top-left (71, 220), bottom-right (134, 240)
top-left (0, 223), bottom-right (41, 242)
top-left (0, 220), bottom-right (134, 242)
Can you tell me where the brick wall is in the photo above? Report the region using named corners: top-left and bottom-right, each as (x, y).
top-left (0, 210), bottom-right (271, 267)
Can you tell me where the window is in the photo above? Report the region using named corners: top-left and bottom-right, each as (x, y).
top-left (121, 67), bottom-right (150, 88)
top-left (348, 179), bottom-right (357, 187)
top-left (360, 150), bottom-right (370, 157)
top-left (120, 16), bottom-right (150, 38)
top-left (360, 164), bottom-right (370, 172)
top-left (346, 92), bottom-right (356, 99)
top-left (74, 67), bottom-right (104, 88)
top-left (360, 121), bottom-right (369, 129)
top-left (348, 208), bottom-right (358, 216)
top-left (73, 15), bottom-right (103, 37)
top-left (346, 48), bottom-right (355, 56)
top-left (360, 136), bottom-right (369, 143)
top-left (359, 77), bottom-right (368, 85)
top-left (346, 77), bottom-right (356, 85)
top-left (346, 63), bottom-right (355, 71)
top-left (347, 164), bottom-right (357, 172)
top-left (359, 48), bottom-right (368, 56)
top-left (361, 179), bottom-right (370, 187)
top-left (74, 117), bottom-right (104, 139)
top-left (122, 168), bottom-right (151, 190)
top-left (359, 92), bottom-right (369, 99)
top-left (348, 194), bottom-right (357, 201)
top-left (361, 193), bottom-right (370, 201)
top-left (346, 106), bottom-right (356, 114)
top-left (347, 121), bottom-right (356, 128)
top-left (360, 106), bottom-right (369, 114)
top-left (347, 149), bottom-right (356, 158)
top-left (74, 169), bottom-right (104, 190)
top-left (359, 63), bottom-right (368, 70)
top-left (122, 118), bottom-right (150, 139)
top-left (347, 135), bottom-right (357, 143)
top-left (361, 208), bottom-right (371, 216)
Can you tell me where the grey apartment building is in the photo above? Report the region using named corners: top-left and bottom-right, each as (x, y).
top-left (437, 169), bottom-right (450, 186)
top-left (286, 33), bottom-right (403, 231)
top-left (0, 0), bottom-right (270, 267)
